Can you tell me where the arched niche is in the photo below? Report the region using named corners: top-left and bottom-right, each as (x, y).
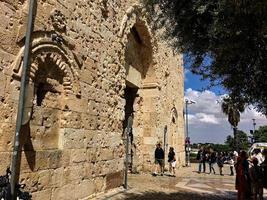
top-left (12, 33), bottom-right (81, 97)
top-left (119, 5), bottom-right (157, 87)
top-left (11, 33), bottom-right (82, 150)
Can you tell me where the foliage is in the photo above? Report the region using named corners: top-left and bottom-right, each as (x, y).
top-left (224, 131), bottom-right (249, 151)
top-left (221, 96), bottom-right (245, 127)
top-left (210, 143), bottom-right (231, 153)
top-left (253, 125), bottom-right (267, 142)
top-left (236, 130), bottom-right (249, 150)
top-left (225, 135), bottom-right (235, 150)
top-left (143, 0), bottom-right (267, 114)
top-left (191, 143), bottom-right (231, 152)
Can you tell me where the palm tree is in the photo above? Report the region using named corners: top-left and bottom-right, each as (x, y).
top-left (221, 96), bottom-right (245, 151)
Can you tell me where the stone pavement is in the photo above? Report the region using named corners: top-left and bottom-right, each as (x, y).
top-left (95, 163), bottom-right (267, 200)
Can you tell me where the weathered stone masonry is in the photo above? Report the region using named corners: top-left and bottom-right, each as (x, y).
top-left (0, 0), bottom-right (184, 199)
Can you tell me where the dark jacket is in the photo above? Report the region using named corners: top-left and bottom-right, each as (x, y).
top-left (155, 147), bottom-right (164, 159)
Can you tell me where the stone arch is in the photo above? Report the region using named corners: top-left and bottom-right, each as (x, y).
top-left (10, 32), bottom-right (83, 152)
top-left (119, 5), bottom-right (160, 173)
top-left (12, 33), bottom-right (81, 97)
top-left (119, 5), bottom-right (157, 84)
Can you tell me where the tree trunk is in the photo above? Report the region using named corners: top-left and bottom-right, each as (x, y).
top-left (233, 127), bottom-right (239, 152)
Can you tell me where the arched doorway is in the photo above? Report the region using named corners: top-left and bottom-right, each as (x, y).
top-left (122, 17), bottom-right (155, 172)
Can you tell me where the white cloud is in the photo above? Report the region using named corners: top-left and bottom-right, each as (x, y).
top-left (184, 69), bottom-right (190, 82)
top-left (185, 88), bottom-right (267, 144)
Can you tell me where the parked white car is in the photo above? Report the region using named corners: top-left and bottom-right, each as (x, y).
top-left (248, 142), bottom-right (267, 156)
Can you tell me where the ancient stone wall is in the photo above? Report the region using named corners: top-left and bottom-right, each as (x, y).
top-left (0, 0), bottom-right (184, 199)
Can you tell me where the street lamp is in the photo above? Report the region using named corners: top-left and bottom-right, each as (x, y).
top-left (252, 119), bottom-right (256, 132)
top-left (185, 99), bottom-right (196, 167)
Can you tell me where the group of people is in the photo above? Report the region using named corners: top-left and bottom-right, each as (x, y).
top-left (197, 147), bottom-right (267, 200)
top-left (197, 147), bottom-right (237, 176)
top-left (152, 143), bottom-right (177, 177)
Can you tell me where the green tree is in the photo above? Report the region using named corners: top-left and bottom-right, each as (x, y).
top-left (225, 135), bottom-right (234, 150)
top-left (144, 0), bottom-right (267, 114)
top-left (210, 143), bottom-right (231, 153)
top-left (236, 130), bottom-right (249, 150)
top-left (253, 125), bottom-right (267, 142)
top-left (221, 96), bottom-right (245, 150)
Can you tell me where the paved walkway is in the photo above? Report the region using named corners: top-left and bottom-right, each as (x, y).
top-left (95, 163), bottom-right (267, 200)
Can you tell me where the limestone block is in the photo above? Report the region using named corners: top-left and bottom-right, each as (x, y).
top-left (105, 133), bottom-right (123, 148)
top-left (31, 189), bottom-right (52, 200)
top-left (63, 165), bottom-right (85, 184)
top-left (34, 126), bottom-right (59, 150)
top-left (143, 127), bottom-right (152, 137)
top-left (30, 107), bottom-right (43, 126)
top-left (0, 73), bottom-right (6, 97)
top-left (87, 147), bottom-right (99, 163)
top-left (50, 167), bottom-right (64, 187)
top-left (87, 100), bottom-right (99, 116)
top-left (84, 130), bottom-right (97, 148)
top-left (19, 172), bottom-right (39, 193)
top-left (143, 137), bottom-right (158, 145)
top-left (61, 149), bottom-right (71, 167)
top-left (84, 162), bottom-right (94, 179)
top-left (51, 183), bottom-right (76, 200)
top-left (61, 111), bottom-right (82, 129)
top-left (0, 152), bottom-right (11, 174)
top-left (19, 151), bottom-right (37, 173)
top-left (113, 144), bottom-right (124, 159)
top-left (105, 170), bottom-right (123, 190)
top-left (80, 68), bottom-right (97, 85)
top-left (29, 125), bottom-right (45, 150)
top-left (61, 128), bottom-right (85, 149)
top-left (48, 150), bottom-right (62, 169)
top-left (98, 148), bottom-right (114, 161)
top-left (81, 113), bottom-right (97, 130)
top-left (42, 108), bottom-right (61, 128)
top-left (94, 177), bottom-right (105, 193)
top-left (74, 179), bottom-right (96, 199)
top-left (70, 149), bottom-right (87, 164)
top-left (80, 81), bottom-right (97, 100)
top-left (0, 100), bottom-right (17, 124)
top-left (36, 170), bottom-right (52, 191)
top-left (0, 122), bottom-right (14, 152)
top-left (62, 97), bottom-right (88, 113)
top-left (8, 80), bottom-right (20, 102)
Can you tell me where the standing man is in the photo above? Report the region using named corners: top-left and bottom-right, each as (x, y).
top-left (153, 143), bottom-right (165, 176)
top-left (197, 147), bottom-right (207, 173)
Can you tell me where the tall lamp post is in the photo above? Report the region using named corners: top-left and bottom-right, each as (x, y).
top-left (251, 118), bottom-right (256, 143)
top-left (185, 99), bottom-right (196, 167)
top-left (252, 119), bottom-right (256, 132)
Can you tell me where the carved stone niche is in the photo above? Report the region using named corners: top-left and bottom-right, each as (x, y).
top-left (12, 35), bottom-right (81, 98)
top-left (11, 35), bottom-right (82, 150)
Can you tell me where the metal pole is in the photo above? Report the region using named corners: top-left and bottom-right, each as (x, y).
top-left (10, 0), bottom-right (36, 199)
top-left (252, 119), bottom-right (256, 132)
top-left (124, 128), bottom-right (129, 189)
top-left (163, 125), bottom-right (167, 173)
top-left (124, 115), bottom-right (133, 189)
top-left (185, 101), bottom-right (190, 166)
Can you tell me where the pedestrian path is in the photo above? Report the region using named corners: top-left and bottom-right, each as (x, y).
top-left (175, 177), bottom-right (236, 198)
top-left (94, 163), bottom-right (267, 200)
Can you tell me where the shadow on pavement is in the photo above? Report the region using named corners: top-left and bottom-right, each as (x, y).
top-left (122, 190), bottom-right (236, 200)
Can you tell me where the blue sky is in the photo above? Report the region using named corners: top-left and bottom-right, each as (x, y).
top-left (184, 58), bottom-right (267, 144)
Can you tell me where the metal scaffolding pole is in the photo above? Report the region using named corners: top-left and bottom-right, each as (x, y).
top-left (10, 0), bottom-right (36, 199)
